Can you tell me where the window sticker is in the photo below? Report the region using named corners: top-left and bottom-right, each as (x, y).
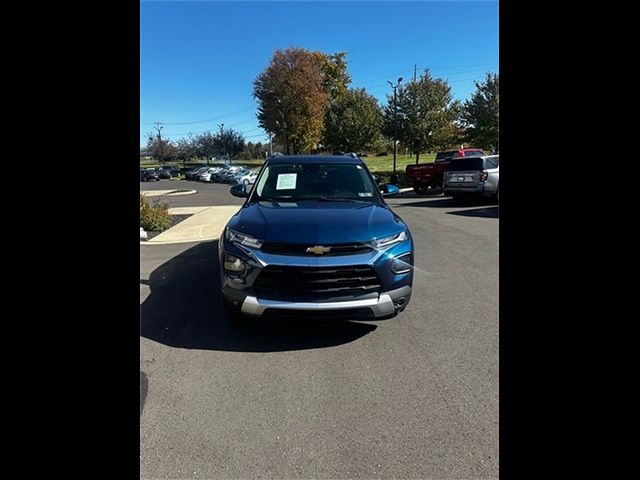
top-left (358, 192), bottom-right (373, 197)
top-left (276, 173), bottom-right (297, 190)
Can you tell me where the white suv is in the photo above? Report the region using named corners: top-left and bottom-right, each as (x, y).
top-left (443, 155), bottom-right (499, 202)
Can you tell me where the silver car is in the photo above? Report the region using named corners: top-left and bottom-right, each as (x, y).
top-left (443, 154), bottom-right (499, 202)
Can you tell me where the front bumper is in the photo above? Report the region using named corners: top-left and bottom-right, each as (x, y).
top-left (236, 285), bottom-right (412, 319)
top-left (220, 235), bottom-right (413, 320)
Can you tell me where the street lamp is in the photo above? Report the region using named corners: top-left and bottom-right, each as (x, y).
top-left (387, 77), bottom-right (403, 184)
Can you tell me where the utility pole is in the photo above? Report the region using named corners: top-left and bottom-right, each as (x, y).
top-left (414, 64), bottom-right (417, 82)
top-left (387, 77), bottom-right (403, 184)
top-left (217, 123), bottom-right (224, 165)
top-left (154, 122), bottom-right (164, 165)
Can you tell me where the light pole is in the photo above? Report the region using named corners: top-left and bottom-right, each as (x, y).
top-left (387, 77), bottom-right (403, 184)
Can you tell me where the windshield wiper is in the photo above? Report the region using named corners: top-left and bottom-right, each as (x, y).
top-left (257, 196), bottom-right (293, 201)
top-left (313, 197), bottom-right (369, 202)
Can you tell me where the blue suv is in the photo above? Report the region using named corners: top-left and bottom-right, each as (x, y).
top-left (219, 154), bottom-right (413, 320)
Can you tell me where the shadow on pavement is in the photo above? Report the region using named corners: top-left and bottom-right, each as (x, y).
top-left (140, 241), bottom-right (377, 352)
top-left (393, 197), bottom-right (498, 209)
top-left (447, 206), bottom-right (499, 218)
top-left (392, 197), bottom-right (458, 208)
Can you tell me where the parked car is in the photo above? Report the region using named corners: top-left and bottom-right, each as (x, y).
top-left (140, 168), bottom-right (159, 182)
top-left (405, 148), bottom-right (486, 194)
top-left (160, 165), bottom-right (180, 177)
top-left (443, 154), bottom-right (499, 202)
top-left (185, 166), bottom-right (208, 180)
top-left (155, 168), bottom-right (171, 179)
top-left (211, 167), bottom-right (231, 183)
top-left (220, 154), bottom-right (413, 321)
top-left (235, 168), bottom-right (260, 185)
top-left (199, 167), bottom-right (223, 183)
top-left (220, 166), bottom-right (246, 183)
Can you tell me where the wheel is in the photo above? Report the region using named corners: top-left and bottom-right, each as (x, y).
top-left (244, 179), bottom-right (250, 185)
top-left (413, 185), bottom-right (428, 195)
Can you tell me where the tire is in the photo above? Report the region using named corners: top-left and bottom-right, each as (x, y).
top-left (413, 185), bottom-right (428, 195)
top-left (244, 179), bottom-right (249, 185)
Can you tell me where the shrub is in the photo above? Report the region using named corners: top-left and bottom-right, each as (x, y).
top-left (140, 194), bottom-right (171, 232)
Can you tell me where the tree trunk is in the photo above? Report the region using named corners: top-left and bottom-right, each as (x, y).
top-left (415, 150), bottom-right (420, 164)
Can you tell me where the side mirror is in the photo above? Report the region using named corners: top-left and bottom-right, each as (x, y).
top-left (380, 183), bottom-right (400, 197)
top-left (230, 184), bottom-right (248, 198)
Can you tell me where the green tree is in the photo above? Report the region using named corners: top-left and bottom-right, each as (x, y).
top-left (312, 51), bottom-right (351, 101)
top-left (383, 70), bottom-right (457, 163)
top-left (253, 47), bottom-right (329, 154)
top-left (194, 131), bottom-right (217, 160)
top-left (323, 88), bottom-right (382, 152)
top-left (461, 72), bottom-right (499, 152)
top-left (213, 126), bottom-right (246, 160)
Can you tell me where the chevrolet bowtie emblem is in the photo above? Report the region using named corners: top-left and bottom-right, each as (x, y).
top-left (306, 245), bottom-right (332, 255)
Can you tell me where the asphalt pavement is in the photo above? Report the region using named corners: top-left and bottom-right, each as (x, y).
top-left (140, 180), bottom-right (499, 479)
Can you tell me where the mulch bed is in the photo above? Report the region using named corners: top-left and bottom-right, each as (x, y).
top-left (143, 214), bottom-right (192, 241)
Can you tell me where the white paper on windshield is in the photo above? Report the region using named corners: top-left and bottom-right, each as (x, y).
top-left (276, 173), bottom-right (297, 190)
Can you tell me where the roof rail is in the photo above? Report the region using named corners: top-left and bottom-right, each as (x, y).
top-left (347, 152), bottom-right (359, 159)
top-left (267, 152), bottom-right (284, 159)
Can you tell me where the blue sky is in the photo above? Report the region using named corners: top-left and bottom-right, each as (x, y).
top-left (140, 1), bottom-right (499, 147)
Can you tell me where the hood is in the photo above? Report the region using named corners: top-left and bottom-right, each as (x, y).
top-left (227, 201), bottom-right (406, 245)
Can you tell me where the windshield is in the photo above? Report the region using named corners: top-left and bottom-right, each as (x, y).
top-left (435, 151), bottom-right (456, 162)
top-left (445, 157), bottom-right (484, 171)
top-left (252, 162), bottom-right (379, 203)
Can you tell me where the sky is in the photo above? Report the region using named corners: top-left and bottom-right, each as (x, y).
top-left (140, 1), bottom-right (499, 147)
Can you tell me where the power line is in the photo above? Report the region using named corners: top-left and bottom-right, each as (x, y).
top-left (140, 104), bottom-right (256, 125)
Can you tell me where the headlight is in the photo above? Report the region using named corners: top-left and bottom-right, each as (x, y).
top-left (223, 254), bottom-right (245, 273)
top-left (225, 228), bottom-right (264, 249)
top-left (391, 252), bottom-right (412, 274)
top-left (372, 230), bottom-right (407, 249)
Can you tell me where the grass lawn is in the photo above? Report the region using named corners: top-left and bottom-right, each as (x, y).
top-left (140, 153), bottom-right (436, 186)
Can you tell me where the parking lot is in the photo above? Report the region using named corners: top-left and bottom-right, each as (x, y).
top-left (140, 180), bottom-right (498, 479)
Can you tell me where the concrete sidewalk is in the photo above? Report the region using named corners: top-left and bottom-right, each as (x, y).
top-left (142, 205), bottom-right (239, 245)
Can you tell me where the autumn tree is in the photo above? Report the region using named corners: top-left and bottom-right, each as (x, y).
top-left (146, 133), bottom-right (175, 164)
top-left (174, 136), bottom-right (198, 168)
top-left (383, 70), bottom-right (458, 163)
top-left (253, 47), bottom-right (330, 154)
top-left (323, 88), bottom-right (382, 152)
top-left (460, 73), bottom-right (499, 152)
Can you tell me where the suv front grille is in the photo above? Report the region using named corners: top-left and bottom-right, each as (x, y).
top-left (261, 242), bottom-right (373, 256)
top-left (253, 265), bottom-right (382, 300)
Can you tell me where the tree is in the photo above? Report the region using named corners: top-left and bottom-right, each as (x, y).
top-left (460, 73), bottom-right (499, 152)
top-left (146, 132), bottom-right (175, 164)
top-left (312, 51), bottom-right (351, 101)
top-left (194, 131), bottom-right (217, 160)
top-left (253, 47), bottom-right (329, 154)
top-left (323, 88), bottom-right (383, 152)
top-left (174, 136), bottom-right (198, 168)
top-left (213, 127), bottom-right (246, 160)
top-left (383, 70), bottom-right (457, 163)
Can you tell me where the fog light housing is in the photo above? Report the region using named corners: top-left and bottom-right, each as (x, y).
top-left (391, 253), bottom-right (412, 274)
top-left (223, 254), bottom-right (245, 274)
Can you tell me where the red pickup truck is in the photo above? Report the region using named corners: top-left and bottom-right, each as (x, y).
top-left (405, 148), bottom-right (486, 194)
